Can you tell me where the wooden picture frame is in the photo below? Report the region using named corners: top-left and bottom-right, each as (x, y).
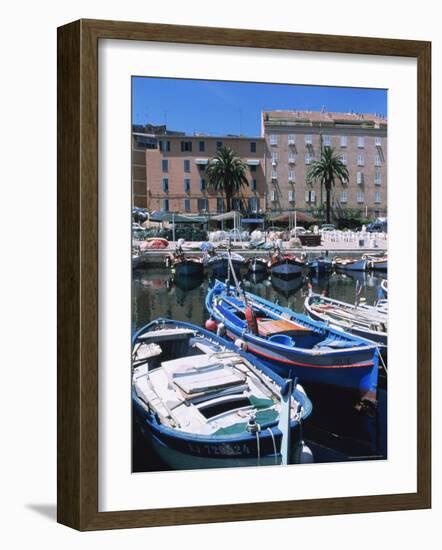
top-left (57, 18), bottom-right (431, 531)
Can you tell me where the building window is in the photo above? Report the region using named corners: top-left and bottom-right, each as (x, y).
top-left (375, 154), bottom-right (381, 166)
top-left (197, 198), bottom-right (208, 211)
top-left (270, 190), bottom-right (277, 202)
top-left (250, 141), bottom-right (256, 153)
top-left (271, 151), bottom-right (278, 164)
top-left (288, 134), bottom-right (296, 145)
top-left (162, 199), bottom-right (169, 212)
top-left (339, 154), bottom-right (347, 165)
top-left (357, 191), bottom-right (365, 203)
top-left (357, 154), bottom-right (364, 166)
top-left (161, 159), bottom-right (168, 172)
top-left (251, 179), bottom-right (257, 191)
top-left (217, 198), bottom-right (225, 213)
top-left (323, 135), bottom-right (331, 147)
top-left (340, 135), bottom-right (348, 147)
top-left (200, 178), bottom-right (206, 191)
top-left (158, 140), bottom-right (170, 152)
top-left (375, 136), bottom-right (382, 147)
top-left (248, 197), bottom-right (259, 212)
top-left (288, 190), bottom-right (295, 203)
top-left (357, 136), bottom-right (365, 148)
top-left (183, 159), bottom-right (190, 172)
top-left (305, 135), bottom-right (313, 145)
top-left (184, 179), bottom-right (191, 192)
top-left (305, 154), bottom-right (313, 165)
top-left (374, 170), bottom-right (382, 185)
top-left (271, 169), bottom-right (277, 180)
top-left (216, 141), bottom-right (223, 151)
top-left (340, 191), bottom-right (348, 203)
top-left (181, 141), bottom-right (192, 152)
top-left (162, 178), bottom-right (169, 192)
top-left (250, 165), bottom-right (257, 172)
top-left (198, 141), bottom-right (205, 152)
top-left (184, 198), bottom-right (191, 212)
top-left (232, 198), bottom-right (242, 211)
top-left (288, 170), bottom-right (295, 182)
top-left (305, 190), bottom-right (316, 203)
top-left (375, 191), bottom-right (381, 204)
top-left (270, 134), bottom-right (278, 146)
top-left (288, 153), bottom-right (296, 164)
top-left (356, 171), bottom-right (364, 185)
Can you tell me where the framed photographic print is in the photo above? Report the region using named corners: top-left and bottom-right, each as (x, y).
top-left (57, 19), bottom-right (431, 530)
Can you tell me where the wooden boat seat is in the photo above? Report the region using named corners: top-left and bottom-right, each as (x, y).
top-left (137, 328), bottom-right (195, 342)
top-left (257, 319), bottom-right (312, 337)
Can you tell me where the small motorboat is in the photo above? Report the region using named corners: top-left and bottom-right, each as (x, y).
top-left (306, 256), bottom-right (333, 275)
top-left (363, 253), bottom-right (388, 271)
top-left (140, 237), bottom-right (169, 250)
top-left (333, 256), bottom-right (367, 272)
top-left (304, 292), bottom-right (388, 348)
top-left (206, 251), bottom-right (246, 280)
top-left (269, 252), bottom-right (304, 279)
top-left (247, 256), bottom-right (269, 274)
top-left (132, 319), bottom-right (313, 469)
top-left (206, 281), bottom-right (379, 407)
top-left (166, 251), bottom-right (205, 277)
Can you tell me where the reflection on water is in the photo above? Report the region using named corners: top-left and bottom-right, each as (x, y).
top-left (132, 267), bottom-right (387, 472)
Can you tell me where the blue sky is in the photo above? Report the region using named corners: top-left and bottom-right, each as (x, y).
top-left (132, 77), bottom-right (387, 137)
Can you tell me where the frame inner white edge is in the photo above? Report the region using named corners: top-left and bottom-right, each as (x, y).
top-left (98, 39), bottom-right (417, 512)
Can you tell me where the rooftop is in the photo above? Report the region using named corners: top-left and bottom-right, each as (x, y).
top-left (262, 110), bottom-right (387, 128)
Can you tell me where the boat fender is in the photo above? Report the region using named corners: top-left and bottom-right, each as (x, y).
top-left (297, 441), bottom-right (314, 464)
top-left (205, 318), bottom-right (217, 332)
top-left (245, 305), bottom-right (258, 335)
top-left (216, 322), bottom-right (226, 337)
top-left (234, 338), bottom-right (247, 351)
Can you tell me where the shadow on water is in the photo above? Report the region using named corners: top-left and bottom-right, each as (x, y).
top-left (132, 266), bottom-right (387, 472)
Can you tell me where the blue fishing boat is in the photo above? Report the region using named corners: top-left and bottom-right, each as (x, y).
top-left (206, 251), bottom-right (246, 280)
top-left (269, 254), bottom-right (304, 279)
top-left (132, 318), bottom-right (313, 469)
top-left (247, 256), bottom-right (269, 274)
top-left (333, 257), bottom-right (367, 272)
top-left (206, 281), bottom-right (379, 406)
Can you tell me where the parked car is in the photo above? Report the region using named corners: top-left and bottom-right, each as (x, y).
top-left (366, 220), bottom-right (387, 233)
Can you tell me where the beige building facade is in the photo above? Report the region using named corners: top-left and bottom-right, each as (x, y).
top-left (145, 136), bottom-right (266, 215)
top-left (262, 110), bottom-right (387, 218)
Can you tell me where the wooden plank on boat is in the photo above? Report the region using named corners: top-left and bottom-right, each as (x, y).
top-left (137, 328), bottom-right (195, 341)
top-left (257, 319), bottom-right (312, 337)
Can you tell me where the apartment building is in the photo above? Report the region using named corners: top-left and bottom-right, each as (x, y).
top-left (145, 136), bottom-right (265, 215)
top-left (262, 110), bottom-right (388, 218)
top-left (132, 124), bottom-right (185, 208)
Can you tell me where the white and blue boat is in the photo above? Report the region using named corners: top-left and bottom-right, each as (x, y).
top-left (132, 318), bottom-right (313, 469)
top-left (206, 281), bottom-right (379, 406)
top-left (304, 292), bottom-right (388, 348)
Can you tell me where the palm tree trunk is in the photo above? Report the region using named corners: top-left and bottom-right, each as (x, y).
top-left (226, 194), bottom-right (232, 212)
top-left (326, 186), bottom-right (331, 224)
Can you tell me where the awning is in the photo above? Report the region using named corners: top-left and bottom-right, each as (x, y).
top-left (241, 218), bottom-right (265, 224)
top-left (148, 212), bottom-right (207, 223)
top-left (268, 211), bottom-right (318, 223)
top-left (211, 211), bottom-right (241, 221)
top-left (195, 158), bottom-right (209, 165)
top-left (246, 159), bottom-right (260, 166)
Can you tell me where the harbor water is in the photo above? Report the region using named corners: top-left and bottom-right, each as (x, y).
top-left (132, 265), bottom-right (387, 472)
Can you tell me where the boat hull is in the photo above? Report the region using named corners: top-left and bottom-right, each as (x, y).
top-left (335, 259), bottom-right (367, 271)
top-left (207, 258), bottom-right (245, 279)
top-left (248, 259), bottom-right (268, 274)
top-left (270, 260), bottom-right (303, 279)
top-left (174, 259), bottom-right (204, 277)
top-left (370, 261), bottom-right (388, 271)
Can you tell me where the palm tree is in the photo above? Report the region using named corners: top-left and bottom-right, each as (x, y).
top-left (305, 146), bottom-right (349, 224)
top-left (205, 145), bottom-right (249, 212)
